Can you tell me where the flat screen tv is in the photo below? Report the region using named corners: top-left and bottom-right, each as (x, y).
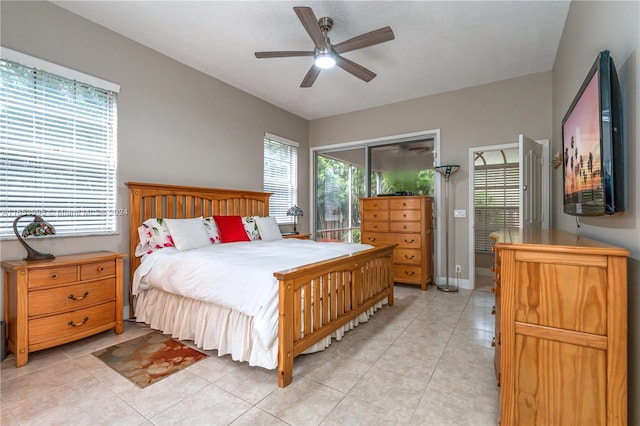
top-left (562, 50), bottom-right (624, 216)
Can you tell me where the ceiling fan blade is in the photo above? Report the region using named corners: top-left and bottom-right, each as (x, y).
top-left (300, 65), bottom-right (321, 88)
top-left (335, 55), bottom-right (376, 82)
top-left (333, 26), bottom-right (395, 54)
top-left (255, 51), bottom-right (314, 58)
top-left (294, 6), bottom-right (327, 49)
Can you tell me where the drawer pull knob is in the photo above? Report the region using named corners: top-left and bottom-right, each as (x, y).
top-left (404, 254), bottom-right (415, 259)
top-left (98, 266), bottom-right (105, 272)
top-left (491, 337), bottom-right (496, 347)
top-left (368, 237), bottom-right (376, 242)
top-left (68, 291), bottom-right (89, 301)
top-left (51, 273), bottom-right (58, 279)
top-left (404, 239), bottom-right (414, 243)
top-left (491, 287), bottom-right (496, 294)
top-left (403, 214), bottom-right (407, 217)
top-left (373, 214), bottom-right (377, 218)
top-left (491, 306), bottom-right (496, 315)
top-left (404, 271), bottom-right (415, 276)
top-left (68, 317), bottom-right (89, 327)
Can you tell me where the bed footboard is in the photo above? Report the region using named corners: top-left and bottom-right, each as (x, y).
top-left (273, 244), bottom-right (396, 387)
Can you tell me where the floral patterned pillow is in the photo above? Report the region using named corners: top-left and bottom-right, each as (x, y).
top-left (203, 216), bottom-right (222, 244)
top-left (136, 218), bottom-right (175, 256)
top-left (242, 216), bottom-right (261, 241)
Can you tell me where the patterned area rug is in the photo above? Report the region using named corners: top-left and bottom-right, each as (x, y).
top-left (92, 332), bottom-right (208, 388)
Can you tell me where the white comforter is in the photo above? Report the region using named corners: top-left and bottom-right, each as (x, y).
top-left (133, 239), bottom-right (372, 349)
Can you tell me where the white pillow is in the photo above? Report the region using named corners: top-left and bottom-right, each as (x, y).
top-left (256, 216), bottom-right (283, 241)
top-left (164, 217), bottom-right (210, 251)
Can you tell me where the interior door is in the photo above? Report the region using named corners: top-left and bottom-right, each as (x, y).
top-left (519, 134), bottom-right (544, 229)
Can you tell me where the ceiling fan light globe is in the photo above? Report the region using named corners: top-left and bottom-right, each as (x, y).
top-left (314, 54), bottom-right (336, 69)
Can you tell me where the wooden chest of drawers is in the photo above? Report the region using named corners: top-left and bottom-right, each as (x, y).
top-left (491, 229), bottom-right (628, 425)
top-left (360, 196), bottom-right (433, 290)
top-left (2, 251), bottom-right (126, 367)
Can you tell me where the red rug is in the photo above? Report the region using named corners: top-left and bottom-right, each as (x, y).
top-left (92, 332), bottom-right (207, 388)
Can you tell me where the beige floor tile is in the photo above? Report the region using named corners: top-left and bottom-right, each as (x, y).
top-left (257, 376), bottom-right (345, 425)
top-left (348, 366), bottom-right (427, 418)
top-left (321, 395), bottom-right (410, 425)
top-left (374, 343), bottom-right (440, 382)
top-left (214, 362), bottom-right (279, 404)
top-left (115, 368), bottom-right (211, 418)
top-left (0, 348), bottom-right (69, 383)
top-left (301, 355), bottom-right (370, 393)
top-left (150, 383), bottom-right (252, 426)
top-left (9, 376), bottom-right (146, 425)
top-left (412, 383), bottom-right (498, 425)
top-left (230, 407), bottom-right (288, 425)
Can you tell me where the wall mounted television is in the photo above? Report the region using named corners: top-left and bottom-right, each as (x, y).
top-left (562, 50), bottom-right (624, 216)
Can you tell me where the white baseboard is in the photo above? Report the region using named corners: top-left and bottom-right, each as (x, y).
top-left (434, 276), bottom-right (472, 290)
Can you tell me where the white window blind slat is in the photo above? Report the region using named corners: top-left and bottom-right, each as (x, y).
top-left (474, 162), bottom-right (519, 252)
top-left (263, 135), bottom-right (298, 224)
top-left (1, 55), bottom-right (119, 238)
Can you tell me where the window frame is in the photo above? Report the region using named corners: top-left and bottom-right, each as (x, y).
top-left (1, 47), bottom-right (120, 239)
top-left (263, 133), bottom-right (299, 225)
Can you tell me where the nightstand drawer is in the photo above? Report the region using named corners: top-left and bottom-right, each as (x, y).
top-left (29, 266), bottom-right (77, 289)
top-left (29, 301), bottom-right (116, 346)
top-left (29, 278), bottom-right (116, 317)
top-left (390, 221), bottom-right (421, 233)
top-left (80, 260), bottom-right (116, 281)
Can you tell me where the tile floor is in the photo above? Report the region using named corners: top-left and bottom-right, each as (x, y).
top-left (1, 285), bottom-right (499, 425)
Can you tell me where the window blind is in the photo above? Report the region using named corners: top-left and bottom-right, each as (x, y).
top-left (0, 52), bottom-right (119, 237)
top-left (474, 163), bottom-right (519, 252)
top-left (263, 133), bottom-right (298, 224)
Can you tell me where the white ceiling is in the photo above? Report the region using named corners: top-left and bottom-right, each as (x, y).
top-left (51, 1), bottom-right (571, 120)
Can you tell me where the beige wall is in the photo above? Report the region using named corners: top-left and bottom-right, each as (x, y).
top-left (0, 1), bottom-right (309, 306)
top-left (310, 71), bottom-right (553, 281)
top-left (551, 1), bottom-right (639, 421)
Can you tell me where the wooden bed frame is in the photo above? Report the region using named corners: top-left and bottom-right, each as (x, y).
top-left (126, 182), bottom-right (395, 387)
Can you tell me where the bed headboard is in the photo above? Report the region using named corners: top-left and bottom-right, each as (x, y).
top-left (125, 181), bottom-right (272, 317)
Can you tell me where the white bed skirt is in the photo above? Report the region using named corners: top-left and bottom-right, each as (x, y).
top-left (134, 288), bottom-right (383, 370)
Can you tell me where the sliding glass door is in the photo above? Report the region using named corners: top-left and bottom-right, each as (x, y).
top-left (313, 137), bottom-right (435, 243)
top-left (315, 148), bottom-right (366, 243)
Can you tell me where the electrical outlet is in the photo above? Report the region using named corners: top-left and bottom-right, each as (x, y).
top-left (455, 264), bottom-right (462, 273)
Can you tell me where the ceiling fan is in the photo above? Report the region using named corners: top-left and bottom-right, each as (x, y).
top-left (255, 6), bottom-right (395, 88)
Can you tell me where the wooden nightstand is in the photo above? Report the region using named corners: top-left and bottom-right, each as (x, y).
top-left (2, 251), bottom-right (127, 367)
top-left (282, 233), bottom-right (311, 240)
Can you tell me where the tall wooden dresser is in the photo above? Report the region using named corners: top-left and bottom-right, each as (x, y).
top-left (360, 195), bottom-right (433, 290)
top-left (491, 229), bottom-right (628, 425)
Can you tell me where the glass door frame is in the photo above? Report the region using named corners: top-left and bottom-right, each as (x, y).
top-left (310, 129), bottom-right (443, 278)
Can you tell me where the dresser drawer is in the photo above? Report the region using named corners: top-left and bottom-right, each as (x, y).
top-left (362, 210), bottom-right (389, 221)
top-left (395, 248), bottom-right (422, 265)
top-left (361, 232), bottom-right (388, 246)
top-left (80, 260), bottom-right (116, 281)
top-left (389, 198), bottom-right (421, 210)
top-left (28, 301), bottom-right (116, 346)
top-left (29, 266), bottom-right (77, 289)
top-left (362, 221), bottom-right (390, 232)
top-left (389, 210), bottom-right (421, 221)
top-left (363, 232), bottom-right (422, 249)
top-left (390, 221), bottom-right (421, 233)
top-left (394, 265), bottom-right (422, 283)
top-left (29, 278), bottom-right (116, 317)
top-left (361, 198), bottom-right (389, 210)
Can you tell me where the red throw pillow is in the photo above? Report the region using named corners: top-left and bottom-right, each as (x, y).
top-left (213, 216), bottom-right (250, 243)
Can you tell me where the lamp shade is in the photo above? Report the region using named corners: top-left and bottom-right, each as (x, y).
top-left (13, 214), bottom-right (56, 261)
top-left (286, 206), bottom-right (304, 217)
